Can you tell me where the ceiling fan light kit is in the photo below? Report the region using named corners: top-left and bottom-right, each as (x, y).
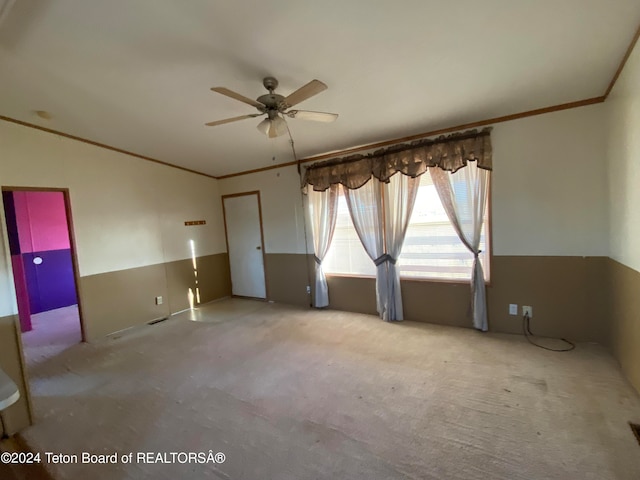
top-left (256, 114), bottom-right (288, 138)
top-left (207, 76), bottom-right (338, 138)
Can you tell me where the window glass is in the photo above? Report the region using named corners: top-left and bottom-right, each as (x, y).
top-left (323, 173), bottom-right (490, 281)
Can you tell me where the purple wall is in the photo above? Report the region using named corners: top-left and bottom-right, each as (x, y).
top-left (23, 250), bottom-right (77, 314)
top-left (2, 191), bottom-right (77, 329)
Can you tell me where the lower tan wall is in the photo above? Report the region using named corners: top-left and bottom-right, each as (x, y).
top-left (165, 253), bottom-right (231, 313)
top-left (326, 276), bottom-right (482, 330)
top-left (80, 253), bottom-right (231, 342)
top-left (268, 254), bottom-right (608, 343)
top-left (0, 253), bottom-right (230, 437)
top-left (80, 263), bottom-right (170, 341)
top-left (264, 254), bottom-right (314, 307)
top-left (486, 256), bottom-right (607, 342)
top-left (259, 255), bottom-right (640, 394)
top-left (0, 315), bottom-right (31, 436)
top-left (605, 259), bottom-right (640, 393)
top-left (326, 276), bottom-right (378, 316)
top-left (330, 256), bottom-right (607, 342)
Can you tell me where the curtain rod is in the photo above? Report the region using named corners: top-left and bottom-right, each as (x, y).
top-left (305, 127), bottom-right (492, 171)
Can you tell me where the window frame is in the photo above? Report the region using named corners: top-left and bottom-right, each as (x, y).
top-left (324, 171), bottom-right (493, 286)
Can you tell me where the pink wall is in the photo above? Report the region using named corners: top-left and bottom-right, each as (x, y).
top-left (11, 255), bottom-right (32, 331)
top-left (14, 191), bottom-right (70, 253)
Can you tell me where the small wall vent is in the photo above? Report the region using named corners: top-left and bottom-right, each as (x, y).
top-left (148, 317), bottom-right (169, 326)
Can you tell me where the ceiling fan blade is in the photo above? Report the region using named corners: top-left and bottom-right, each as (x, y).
top-left (287, 110), bottom-right (338, 123)
top-left (283, 80), bottom-right (328, 108)
top-left (211, 87), bottom-right (264, 108)
top-left (205, 114), bottom-right (262, 127)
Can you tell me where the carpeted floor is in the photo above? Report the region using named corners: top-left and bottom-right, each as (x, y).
top-left (21, 305), bottom-right (83, 368)
top-left (18, 299), bottom-right (640, 479)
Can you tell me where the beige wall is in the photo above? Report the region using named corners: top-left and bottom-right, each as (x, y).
top-left (0, 121), bottom-right (228, 324)
top-left (218, 104), bottom-right (608, 259)
top-left (0, 121), bottom-right (231, 431)
top-left (1, 35), bottom-right (637, 437)
top-left (0, 121), bottom-right (227, 280)
top-left (492, 104), bottom-right (607, 256)
top-left (218, 167), bottom-right (315, 304)
top-left (607, 37), bottom-right (640, 272)
top-left (219, 166), bottom-right (311, 254)
top-left (605, 36), bottom-right (640, 392)
top-left (604, 260), bottom-right (640, 392)
top-left (218, 104), bottom-right (609, 335)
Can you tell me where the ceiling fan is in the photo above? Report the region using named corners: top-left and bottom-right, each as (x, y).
top-left (206, 77), bottom-right (338, 138)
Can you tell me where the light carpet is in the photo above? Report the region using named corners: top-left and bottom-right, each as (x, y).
top-left (19, 299), bottom-right (640, 479)
top-left (21, 305), bottom-right (83, 369)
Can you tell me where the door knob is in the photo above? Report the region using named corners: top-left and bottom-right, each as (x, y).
top-left (256, 246), bottom-right (261, 250)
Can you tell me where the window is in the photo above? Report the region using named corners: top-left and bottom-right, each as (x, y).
top-left (323, 193), bottom-right (376, 276)
top-left (323, 170), bottom-right (490, 282)
top-left (398, 171), bottom-right (489, 281)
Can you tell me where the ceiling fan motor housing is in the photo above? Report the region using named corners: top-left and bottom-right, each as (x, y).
top-left (257, 77), bottom-right (288, 113)
top-left (256, 93), bottom-right (286, 111)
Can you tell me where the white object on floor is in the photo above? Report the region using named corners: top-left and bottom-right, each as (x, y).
top-left (0, 368), bottom-right (19, 411)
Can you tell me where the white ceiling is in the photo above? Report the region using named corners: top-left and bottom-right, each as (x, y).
top-left (0, 0), bottom-right (639, 177)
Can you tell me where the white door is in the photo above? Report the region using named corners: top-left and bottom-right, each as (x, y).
top-left (223, 193), bottom-right (267, 299)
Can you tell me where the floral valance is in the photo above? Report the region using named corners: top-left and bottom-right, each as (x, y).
top-left (303, 128), bottom-right (492, 191)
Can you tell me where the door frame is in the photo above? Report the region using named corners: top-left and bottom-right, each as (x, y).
top-left (221, 190), bottom-right (268, 300)
top-left (1, 186), bottom-right (87, 343)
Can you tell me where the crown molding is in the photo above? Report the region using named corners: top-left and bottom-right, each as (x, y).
top-left (2, 20), bottom-right (638, 181)
top-left (0, 115), bottom-right (218, 179)
top-left (217, 96), bottom-right (605, 179)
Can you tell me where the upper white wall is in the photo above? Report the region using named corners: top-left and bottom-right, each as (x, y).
top-left (492, 103), bottom-right (608, 256)
top-left (218, 104), bottom-right (609, 258)
top-left (606, 38), bottom-right (640, 273)
top-left (0, 121), bottom-right (227, 315)
top-left (218, 166), bottom-right (310, 254)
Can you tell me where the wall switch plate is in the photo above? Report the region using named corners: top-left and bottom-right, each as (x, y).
top-left (509, 304), bottom-right (518, 315)
top-left (523, 306), bottom-right (533, 318)
top-left (306, 285), bottom-right (311, 294)
top-left (155, 296), bottom-right (163, 305)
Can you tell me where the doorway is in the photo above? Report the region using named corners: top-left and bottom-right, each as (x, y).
top-left (222, 191), bottom-right (267, 299)
top-left (1, 188), bottom-right (85, 367)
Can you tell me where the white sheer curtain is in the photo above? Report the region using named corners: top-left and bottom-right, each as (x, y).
top-left (382, 174), bottom-right (419, 321)
top-left (430, 163), bottom-right (490, 331)
top-left (344, 175), bottom-right (418, 321)
top-left (343, 180), bottom-right (387, 317)
top-left (308, 185), bottom-right (339, 308)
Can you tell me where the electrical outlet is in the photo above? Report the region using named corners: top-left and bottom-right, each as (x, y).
top-left (509, 304), bottom-right (518, 315)
top-left (155, 296), bottom-right (163, 305)
top-left (523, 305), bottom-right (533, 318)
top-left (306, 285), bottom-right (311, 294)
